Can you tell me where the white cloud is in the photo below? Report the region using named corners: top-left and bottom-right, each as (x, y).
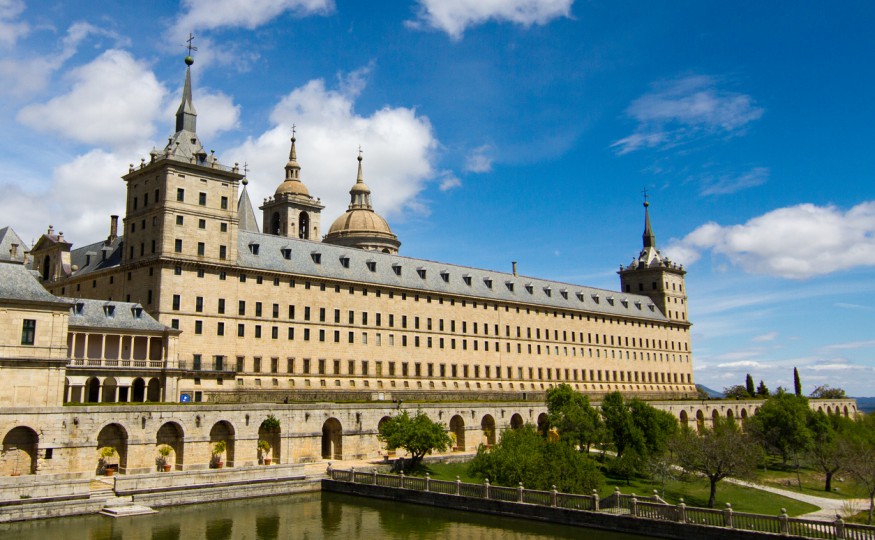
top-left (161, 87), bottom-right (241, 141)
top-left (223, 70), bottom-right (439, 226)
top-left (0, 0), bottom-right (28, 47)
top-left (700, 166), bottom-right (768, 196)
top-left (17, 49), bottom-right (166, 149)
top-left (169, 0), bottom-right (333, 41)
top-left (438, 172), bottom-right (462, 191)
top-left (666, 201), bottom-right (875, 279)
top-left (820, 340), bottom-right (875, 352)
top-left (752, 332), bottom-right (778, 343)
top-left (612, 75), bottom-right (763, 154)
top-left (464, 144), bottom-right (494, 173)
top-left (408, 0), bottom-right (573, 40)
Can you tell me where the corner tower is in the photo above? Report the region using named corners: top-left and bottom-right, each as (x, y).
top-left (260, 131), bottom-right (323, 239)
top-left (618, 199), bottom-right (688, 321)
top-left (323, 151), bottom-right (400, 254)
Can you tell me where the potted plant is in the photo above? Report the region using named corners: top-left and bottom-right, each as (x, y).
top-left (98, 446), bottom-right (117, 476)
top-left (156, 444), bottom-right (172, 472)
top-left (258, 439), bottom-right (272, 465)
top-left (210, 440), bottom-right (226, 469)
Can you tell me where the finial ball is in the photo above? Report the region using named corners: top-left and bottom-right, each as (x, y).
top-left (184, 56), bottom-right (194, 66)
top-left (643, 201), bottom-right (650, 208)
top-left (242, 178), bottom-right (249, 186)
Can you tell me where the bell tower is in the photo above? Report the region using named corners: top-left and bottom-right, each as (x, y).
top-left (618, 198), bottom-right (688, 322)
top-left (260, 130), bottom-right (324, 239)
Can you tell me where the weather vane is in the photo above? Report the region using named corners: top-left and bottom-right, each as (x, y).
top-left (292, 124), bottom-right (296, 138)
top-left (185, 33), bottom-right (198, 56)
top-left (243, 162), bottom-right (249, 176)
top-left (642, 187), bottom-right (649, 204)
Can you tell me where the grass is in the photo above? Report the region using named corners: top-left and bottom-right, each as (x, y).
top-left (421, 460), bottom-right (819, 517)
top-left (749, 457), bottom-right (868, 499)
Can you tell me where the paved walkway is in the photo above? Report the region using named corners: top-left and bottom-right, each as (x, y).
top-left (726, 478), bottom-right (869, 522)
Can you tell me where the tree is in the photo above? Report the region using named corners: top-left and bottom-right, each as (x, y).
top-left (793, 367), bottom-right (802, 396)
top-left (601, 392), bottom-right (640, 458)
top-left (756, 380), bottom-right (770, 398)
top-left (601, 392), bottom-right (677, 461)
top-left (469, 424), bottom-right (604, 493)
top-left (671, 417), bottom-right (759, 508)
top-left (747, 393), bottom-right (812, 472)
top-left (810, 385), bottom-right (847, 399)
top-left (377, 410), bottom-right (452, 470)
top-left (843, 415), bottom-right (875, 524)
top-left (746, 374), bottom-right (756, 397)
top-left (546, 384), bottom-right (605, 453)
top-left (806, 410), bottom-right (852, 492)
top-left (723, 385), bottom-right (750, 400)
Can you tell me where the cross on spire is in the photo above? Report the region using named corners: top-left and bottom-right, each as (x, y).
top-left (185, 33), bottom-right (198, 56)
top-left (291, 124), bottom-right (296, 138)
top-left (243, 162), bottom-right (249, 176)
top-left (642, 187), bottom-right (649, 205)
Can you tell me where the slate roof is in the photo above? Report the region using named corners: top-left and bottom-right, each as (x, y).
top-left (0, 260), bottom-right (70, 306)
top-left (236, 231), bottom-right (668, 321)
top-left (237, 184), bottom-right (260, 233)
top-left (69, 237), bottom-right (123, 276)
top-left (66, 298), bottom-right (168, 332)
top-left (0, 227), bottom-right (28, 262)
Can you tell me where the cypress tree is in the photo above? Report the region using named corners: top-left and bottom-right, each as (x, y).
top-left (745, 374), bottom-right (755, 397)
top-left (794, 367), bottom-right (802, 396)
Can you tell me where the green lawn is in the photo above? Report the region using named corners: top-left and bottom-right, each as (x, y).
top-left (421, 461), bottom-right (819, 517)
top-left (749, 457), bottom-right (868, 499)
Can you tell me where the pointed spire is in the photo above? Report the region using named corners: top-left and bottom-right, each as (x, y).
top-left (175, 57), bottom-right (197, 133)
top-left (349, 148), bottom-right (372, 210)
top-left (356, 147), bottom-right (365, 184)
top-left (643, 199), bottom-right (656, 249)
top-left (237, 181), bottom-right (260, 233)
top-left (285, 126), bottom-right (300, 180)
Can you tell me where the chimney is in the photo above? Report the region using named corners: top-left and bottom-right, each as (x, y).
top-left (512, 261), bottom-right (518, 277)
top-left (107, 215), bottom-right (119, 243)
top-left (10, 243), bottom-right (18, 259)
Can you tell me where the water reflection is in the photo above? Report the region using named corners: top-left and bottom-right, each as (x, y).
top-left (0, 491), bottom-right (655, 540)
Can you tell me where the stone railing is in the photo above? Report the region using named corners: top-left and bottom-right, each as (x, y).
top-left (327, 467), bottom-right (875, 540)
top-left (69, 358), bottom-right (165, 369)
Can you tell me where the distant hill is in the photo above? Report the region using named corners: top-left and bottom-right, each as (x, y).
top-left (852, 397), bottom-right (875, 414)
top-left (696, 384), bottom-right (724, 399)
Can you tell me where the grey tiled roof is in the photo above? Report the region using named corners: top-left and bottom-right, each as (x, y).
top-left (0, 227), bottom-right (28, 262)
top-left (65, 297), bottom-right (168, 332)
top-left (0, 260), bottom-right (70, 305)
top-left (237, 185), bottom-right (260, 233)
top-left (236, 231), bottom-right (667, 321)
top-left (69, 237), bottom-right (123, 276)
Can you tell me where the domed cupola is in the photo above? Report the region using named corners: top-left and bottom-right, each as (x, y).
top-left (323, 151), bottom-right (401, 254)
top-left (260, 129), bottom-right (324, 239)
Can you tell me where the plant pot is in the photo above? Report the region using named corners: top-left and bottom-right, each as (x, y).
top-left (217, 462), bottom-right (224, 469)
top-left (264, 458), bottom-right (271, 466)
top-left (163, 464), bottom-right (171, 472)
top-left (105, 469), bottom-right (114, 477)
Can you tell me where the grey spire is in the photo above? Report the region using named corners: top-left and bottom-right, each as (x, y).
top-left (643, 200), bottom-right (656, 249)
top-left (237, 180), bottom-right (260, 233)
top-left (175, 61), bottom-right (197, 133)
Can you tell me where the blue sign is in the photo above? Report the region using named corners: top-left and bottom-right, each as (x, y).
top-left (180, 393), bottom-right (192, 403)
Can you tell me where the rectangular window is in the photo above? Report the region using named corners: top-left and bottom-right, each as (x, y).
top-left (219, 245), bottom-right (227, 259)
top-left (238, 300), bottom-right (246, 316)
top-left (218, 298), bottom-right (225, 314)
top-left (176, 215), bottom-right (184, 225)
top-left (254, 357), bottom-right (262, 372)
top-left (174, 239), bottom-right (182, 253)
top-left (217, 322), bottom-right (224, 336)
top-left (177, 188), bottom-right (185, 201)
top-left (172, 294), bottom-right (181, 310)
top-left (194, 320), bottom-right (203, 334)
top-left (198, 192), bottom-right (207, 205)
top-left (21, 319), bottom-right (36, 345)
top-left (195, 296), bottom-right (203, 312)
top-left (221, 196), bottom-right (228, 210)
top-left (255, 325), bottom-right (262, 338)
top-left (237, 324), bottom-right (245, 337)
top-left (255, 302), bottom-right (263, 317)
top-left (197, 242), bottom-right (205, 256)
top-left (198, 218), bottom-right (206, 229)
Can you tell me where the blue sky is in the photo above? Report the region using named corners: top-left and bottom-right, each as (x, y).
top-left (1, 0), bottom-right (874, 395)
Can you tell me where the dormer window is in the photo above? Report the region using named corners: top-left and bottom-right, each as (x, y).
top-left (339, 256), bottom-right (350, 269)
top-left (525, 283), bottom-right (534, 294)
top-left (103, 304), bottom-right (115, 317)
top-left (591, 293), bottom-right (600, 303)
top-left (311, 252), bottom-right (321, 264)
top-left (281, 248), bottom-right (292, 260)
top-left (621, 298), bottom-right (629, 307)
top-left (484, 277), bottom-right (493, 289)
top-left (543, 287), bottom-right (552, 297)
top-left (576, 292), bottom-right (584, 302)
top-left (392, 263), bottom-right (401, 276)
top-left (560, 289), bottom-right (568, 299)
top-left (416, 268), bottom-right (427, 279)
top-left (75, 302), bottom-right (85, 315)
top-left (607, 296), bottom-right (615, 306)
top-left (248, 243), bottom-right (260, 255)
top-left (648, 304), bottom-right (656, 311)
top-left (366, 260), bottom-right (377, 272)
top-left (506, 281), bottom-right (514, 292)
top-left (440, 271), bottom-right (449, 283)
top-left (462, 274), bottom-right (472, 286)
top-left (131, 305), bottom-right (143, 318)
top-left (635, 301), bottom-right (642, 309)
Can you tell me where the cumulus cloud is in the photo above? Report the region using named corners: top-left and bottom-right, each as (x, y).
top-left (169, 0), bottom-right (333, 41)
top-left (223, 69), bottom-right (439, 224)
top-left (408, 0), bottom-right (573, 40)
top-left (438, 172), bottom-right (462, 191)
top-left (17, 49), bottom-right (166, 149)
top-left (665, 201), bottom-right (875, 279)
top-left (464, 144), bottom-right (494, 173)
top-left (0, 0), bottom-right (28, 47)
top-left (612, 75), bottom-right (763, 154)
top-left (700, 166), bottom-right (768, 196)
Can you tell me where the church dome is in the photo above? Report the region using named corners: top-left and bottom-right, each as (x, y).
top-left (272, 134), bottom-right (313, 199)
top-left (328, 209), bottom-right (394, 236)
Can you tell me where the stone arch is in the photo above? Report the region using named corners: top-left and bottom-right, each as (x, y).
top-left (101, 377), bottom-right (118, 403)
top-left (537, 413), bottom-right (548, 434)
top-left (210, 421), bottom-right (235, 468)
top-left (298, 212), bottom-right (310, 239)
top-left (818, 406), bottom-right (824, 413)
top-left (258, 418), bottom-right (281, 465)
top-left (679, 410), bottom-right (689, 428)
top-left (97, 423), bottom-right (128, 474)
top-left (157, 422), bottom-right (185, 471)
top-left (449, 415), bottom-right (465, 451)
top-left (41, 255), bottom-right (50, 281)
top-left (131, 378), bottom-right (146, 402)
top-left (481, 414), bottom-right (496, 446)
top-left (696, 410), bottom-right (705, 432)
top-left (85, 376), bottom-right (100, 403)
top-left (322, 418), bottom-right (342, 460)
top-left (844, 405), bottom-right (850, 417)
top-left (740, 408), bottom-right (749, 423)
top-left (827, 406), bottom-right (833, 415)
top-left (510, 413), bottom-right (524, 430)
top-left (712, 410), bottom-right (720, 425)
top-left (146, 378), bottom-right (161, 402)
top-left (2, 426), bottom-right (38, 475)
top-left (727, 409), bottom-right (734, 419)
top-left (271, 212), bottom-right (281, 235)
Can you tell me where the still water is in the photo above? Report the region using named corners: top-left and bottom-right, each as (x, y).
top-left (0, 492), bottom-right (656, 540)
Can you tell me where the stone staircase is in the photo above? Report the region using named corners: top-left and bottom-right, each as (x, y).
top-left (89, 478), bottom-right (156, 517)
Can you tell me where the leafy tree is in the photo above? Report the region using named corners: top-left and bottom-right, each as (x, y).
top-left (723, 385), bottom-right (750, 400)
top-left (809, 385), bottom-right (847, 399)
top-left (843, 415), bottom-right (875, 524)
top-left (756, 380), bottom-right (770, 398)
top-left (377, 410), bottom-right (452, 470)
top-left (546, 384), bottom-right (605, 453)
top-left (746, 374), bottom-right (756, 397)
top-left (747, 393), bottom-right (812, 470)
top-left (671, 417), bottom-right (759, 508)
top-left (806, 410), bottom-right (852, 492)
top-left (469, 424), bottom-right (604, 493)
top-left (601, 392), bottom-right (640, 458)
top-left (793, 367), bottom-right (802, 396)
top-left (601, 392), bottom-right (677, 460)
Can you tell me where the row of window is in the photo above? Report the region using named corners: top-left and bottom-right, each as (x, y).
top-left (130, 187), bottom-right (229, 211)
